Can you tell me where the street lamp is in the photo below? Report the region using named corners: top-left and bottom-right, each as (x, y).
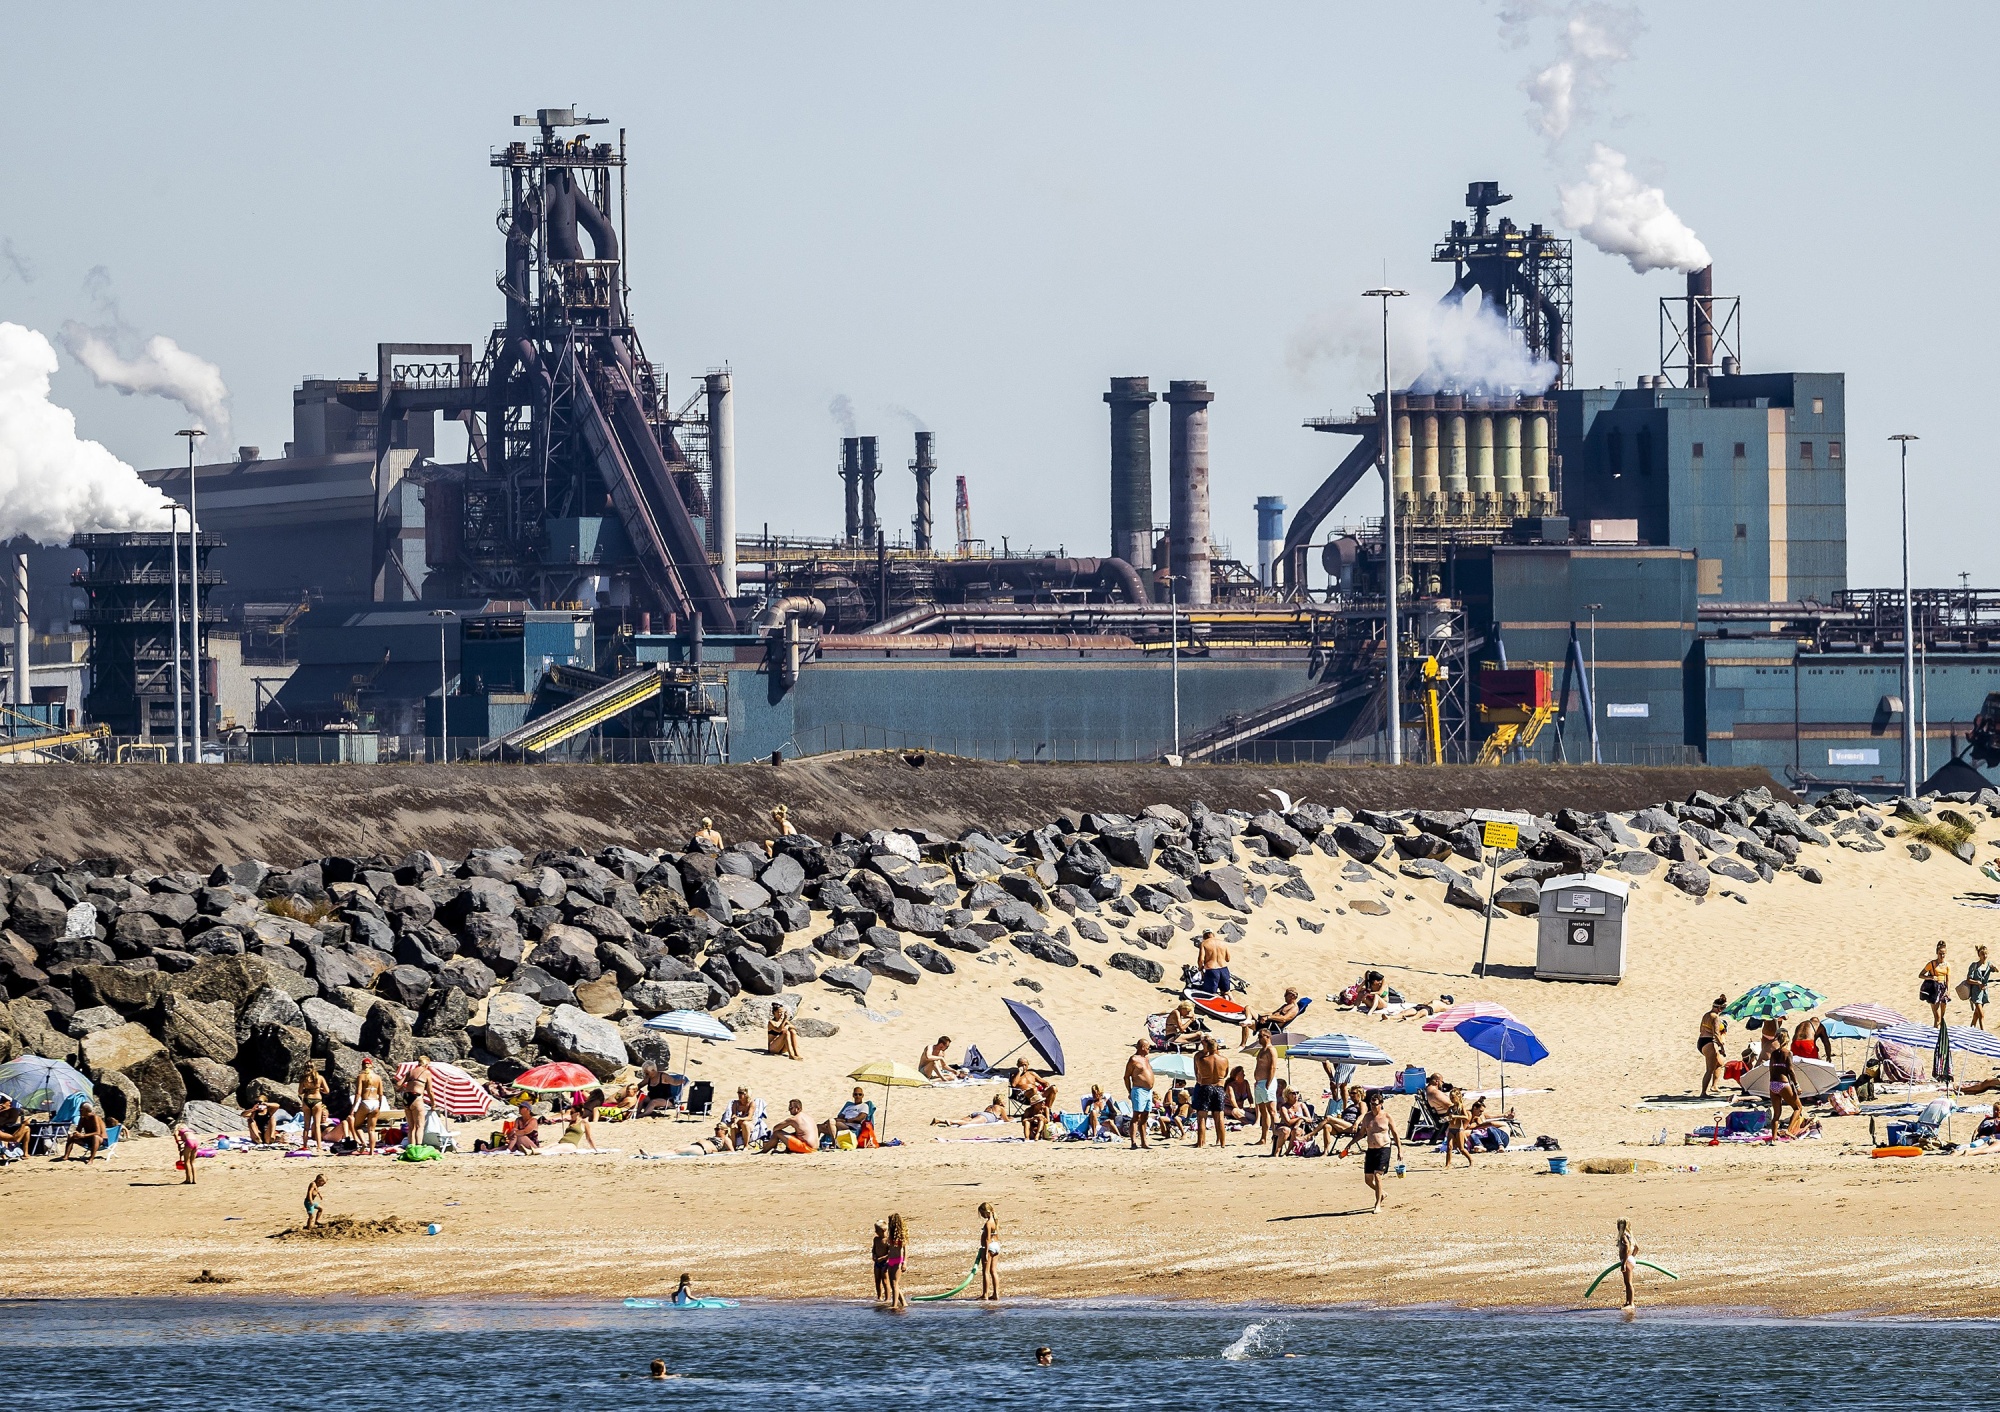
top-left (1890, 434), bottom-right (1919, 797)
top-left (429, 608), bottom-right (458, 762)
top-left (176, 429), bottom-right (205, 761)
top-left (1364, 286), bottom-right (1409, 764)
top-left (163, 500), bottom-right (186, 762)
top-left (1585, 602), bottom-right (1603, 765)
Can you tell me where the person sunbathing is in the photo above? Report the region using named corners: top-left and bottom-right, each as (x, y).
top-left (638, 1062), bottom-right (684, 1117)
top-left (767, 1008), bottom-right (803, 1062)
top-left (559, 1110), bottom-right (598, 1150)
top-left (1467, 1096), bottom-right (1515, 1151)
top-left (762, 1099), bottom-right (816, 1153)
top-left (932, 1095), bottom-right (1009, 1128)
top-left (1083, 1085), bottom-right (1112, 1140)
top-left (831, 1087), bottom-right (875, 1141)
top-left (506, 1104), bottom-right (541, 1153)
top-left (0, 1098), bottom-right (30, 1156)
top-left (718, 1088), bottom-right (757, 1151)
top-left (1268, 1086), bottom-right (1310, 1156)
top-left (1160, 1080), bottom-right (1192, 1138)
top-left (61, 1102), bottom-right (107, 1162)
top-left (920, 1036), bottom-right (964, 1081)
top-left (1008, 1058), bottom-right (1050, 1103)
top-left (242, 1098), bottom-right (283, 1146)
top-left (1222, 1066), bottom-right (1254, 1125)
top-left (1020, 1089), bottom-right (1056, 1141)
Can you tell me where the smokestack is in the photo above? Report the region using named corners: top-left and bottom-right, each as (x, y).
top-left (1255, 496), bottom-right (1286, 589)
top-left (910, 431), bottom-right (936, 553)
top-left (839, 437), bottom-right (861, 543)
top-left (1165, 380), bottom-right (1214, 606)
top-left (1688, 264), bottom-right (1715, 387)
top-left (1104, 377), bottom-right (1157, 572)
top-left (11, 550), bottom-right (27, 710)
top-left (705, 371), bottom-right (736, 595)
top-left (858, 436), bottom-right (880, 544)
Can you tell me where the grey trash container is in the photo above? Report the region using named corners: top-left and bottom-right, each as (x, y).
top-left (1535, 872), bottom-right (1628, 983)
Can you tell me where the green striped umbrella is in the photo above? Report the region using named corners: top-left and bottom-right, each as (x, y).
top-left (1723, 982), bottom-right (1826, 1022)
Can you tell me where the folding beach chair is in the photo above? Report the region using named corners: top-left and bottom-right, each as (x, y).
top-left (685, 1081), bottom-right (715, 1117)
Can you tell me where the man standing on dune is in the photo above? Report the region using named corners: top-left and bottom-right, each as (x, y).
top-left (1124, 1040), bottom-right (1156, 1149)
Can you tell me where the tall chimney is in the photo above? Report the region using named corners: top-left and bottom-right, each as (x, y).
top-left (1688, 264), bottom-right (1715, 387)
top-left (910, 431), bottom-right (936, 553)
top-left (11, 550), bottom-right (27, 709)
top-left (858, 436), bottom-right (881, 544)
top-left (704, 371), bottom-right (736, 595)
top-left (1255, 496), bottom-right (1286, 589)
top-left (1104, 377), bottom-right (1157, 571)
top-left (1165, 380), bottom-right (1214, 606)
top-left (839, 437), bottom-right (861, 543)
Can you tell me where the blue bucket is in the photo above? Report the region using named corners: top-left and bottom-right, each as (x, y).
top-left (1547, 1156), bottom-right (1569, 1175)
top-left (1886, 1123), bottom-right (1909, 1147)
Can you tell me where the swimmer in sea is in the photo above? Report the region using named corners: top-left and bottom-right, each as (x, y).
top-left (649, 1359), bottom-right (674, 1380)
top-left (1034, 1347), bottom-right (1054, 1367)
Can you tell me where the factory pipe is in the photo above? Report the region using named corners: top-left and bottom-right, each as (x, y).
top-left (1391, 395), bottom-right (1413, 500)
top-left (859, 436), bottom-right (881, 545)
top-left (11, 550), bottom-right (27, 710)
top-left (932, 556), bottom-right (1147, 606)
top-left (1687, 264), bottom-right (1715, 387)
top-left (1438, 394), bottom-right (1468, 503)
top-left (705, 372), bottom-right (736, 595)
top-left (1522, 397), bottom-right (1551, 506)
top-left (1105, 377), bottom-right (1157, 572)
top-left (839, 437), bottom-right (861, 543)
top-left (911, 431), bottom-right (936, 553)
top-left (570, 175), bottom-right (625, 324)
top-left (1409, 394), bottom-right (1440, 505)
top-left (544, 168), bottom-right (583, 260)
top-left (1254, 495), bottom-right (1286, 588)
top-left (1496, 408), bottom-right (1524, 506)
top-left (1165, 380), bottom-right (1213, 606)
top-left (1469, 399), bottom-right (1496, 502)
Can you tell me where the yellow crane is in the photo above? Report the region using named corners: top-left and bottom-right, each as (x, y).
top-left (1475, 663), bottom-right (1557, 765)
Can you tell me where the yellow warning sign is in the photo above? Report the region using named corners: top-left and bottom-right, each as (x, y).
top-left (1481, 821), bottom-right (1520, 850)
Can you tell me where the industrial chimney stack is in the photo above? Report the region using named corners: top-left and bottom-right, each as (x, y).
top-left (1165, 380), bottom-right (1214, 606)
top-left (858, 436), bottom-right (881, 545)
top-left (1687, 264), bottom-right (1715, 387)
top-left (1104, 377), bottom-right (1157, 572)
top-left (911, 432), bottom-right (936, 553)
top-left (839, 437), bottom-right (862, 544)
top-left (11, 550), bottom-right (27, 709)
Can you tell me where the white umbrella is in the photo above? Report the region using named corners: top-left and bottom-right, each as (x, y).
top-left (1739, 1057), bottom-right (1841, 1099)
top-left (642, 1009), bottom-right (735, 1088)
top-left (1827, 1003), bottom-right (1913, 1031)
top-left (1287, 1034), bottom-right (1394, 1065)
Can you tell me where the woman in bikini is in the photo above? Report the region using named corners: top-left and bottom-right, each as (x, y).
top-left (1765, 1041), bottom-right (1802, 1138)
top-left (1921, 941), bottom-right (1951, 1028)
top-left (767, 1007), bottom-right (803, 1062)
top-left (1697, 996), bottom-right (1728, 1097)
top-left (1443, 1091), bottom-right (1475, 1168)
top-left (1616, 1218), bottom-right (1639, 1310)
top-left (1267, 1085), bottom-right (1309, 1157)
top-left (977, 1201), bottom-right (1000, 1301)
top-left (884, 1212), bottom-right (908, 1309)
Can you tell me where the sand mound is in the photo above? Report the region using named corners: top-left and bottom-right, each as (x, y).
top-left (269, 1216), bottom-right (426, 1242)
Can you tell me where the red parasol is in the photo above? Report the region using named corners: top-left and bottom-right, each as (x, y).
top-left (511, 1061), bottom-right (599, 1093)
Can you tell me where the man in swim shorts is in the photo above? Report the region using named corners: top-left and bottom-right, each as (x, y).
top-left (762, 1098), bottom-right (816, 1153)
top-left (1339, 1089), bottom-right (1402, 1212)
top-left (1196, 931), bottom-right (1232, 998)
top-left (1192, 1036), bottom-right (1227, 1148)
top-left (1697, 995), bottom-right (1728, 1097)
top-left (1252, 1032), bottom-right (1278, 1144)
top-left (1123, 1039), bottom-right (1157, 1149)
top-left (351, 1056), bottom-right (386, 1154)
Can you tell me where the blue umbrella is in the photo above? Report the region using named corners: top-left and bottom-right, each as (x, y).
top-left (1454, 1016), bottom-right (1548, 1110)
top-left (0, 1056), bottom-right (93, 1113)
top-left (1287, 1034), bottom-right (1394, 1066)
top-left (999, 998), bottom-right (1065, 1075)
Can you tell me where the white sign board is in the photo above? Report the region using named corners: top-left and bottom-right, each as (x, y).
top-left (1828, 748), bottom-right (1880, 766)
top-left (1605, 702), bottom-right (1650, 718)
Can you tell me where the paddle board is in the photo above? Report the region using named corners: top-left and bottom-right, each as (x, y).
top-left (623, 1297), bottom-right (739, 1309)
top-left (1187, 993), bottom-right (1248, 1023)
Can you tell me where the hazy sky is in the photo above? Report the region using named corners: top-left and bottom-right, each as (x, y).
top-left (1, 2), bottom-right (1993, 587)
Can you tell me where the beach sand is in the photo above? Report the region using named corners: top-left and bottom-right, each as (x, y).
top-left (6, 810), bottom-right (1999, 1317)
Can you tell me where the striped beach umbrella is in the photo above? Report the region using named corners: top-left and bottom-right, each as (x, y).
top-left (1287, 1034), bottom-right (1394, 1066)
top-left (1877, 1024), bottom-right (2000, 1061)
top-left (1421, 1001), bottom-right (1517, 1033)
top-left (1828, 1002), bottom-right (1913, 1031)
top-left (1724, 982), bottom-right (1826, 1022)
top-left (394, 1061), bottom-right (492, 1118)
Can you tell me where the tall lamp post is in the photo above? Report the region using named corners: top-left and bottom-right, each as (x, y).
top-left (164, 500), bottom-right (186, 763)
top-left (429, 608), bottom-right (457, 762)
top-left (1585, 602), bottom-right (1603, 765)
top-left (176, 429), bottom-right (205, 761)
top-left (1364, 287), bottom-right (1408, 764)
top-left (1890, 434), bottom-right (1919, 797)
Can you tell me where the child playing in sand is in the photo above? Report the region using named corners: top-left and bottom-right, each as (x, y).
top-left (304, 1173), bottom-right (326, 1230)
top-left (1616, 1218), bottom-right (1639, 1309)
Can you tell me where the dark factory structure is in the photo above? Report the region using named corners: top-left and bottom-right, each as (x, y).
top-left (43, 121), bottom-right (1988, 794)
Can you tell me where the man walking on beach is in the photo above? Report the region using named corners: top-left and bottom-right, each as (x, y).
top-left (1340, 1090), bottom-right (1402, 1212)
top-left (1196, 931), bottom-right (1231, 997)
top-left (1192, 1036), bottom-right (1227, 1148)
top-left (1252, 1033), bottom-right (1278, 1145)
top-left (1124, 1039), bottom-right (1157, 1149)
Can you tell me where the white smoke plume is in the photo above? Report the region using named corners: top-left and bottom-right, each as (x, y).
top-left (1558, 143), bottom-right (1711, 273)
top-left (887, 404), bottom-right (928, 434)
top-left (827, 393), bottom-right (857, 438)
top-left (59, 322), bottom-right (231, 440)
top-left (0, 322), bottom-right (173, 544)
top-left (1288, 298), bottom-right (1556, 400)
top-left (1519, 4), bottom-right (1640, 143)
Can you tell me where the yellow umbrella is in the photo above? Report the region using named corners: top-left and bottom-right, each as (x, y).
top-left (847, 1060), bottom-right (929, 1141)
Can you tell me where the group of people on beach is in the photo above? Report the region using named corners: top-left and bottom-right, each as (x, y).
top-left (871, 1203), bottom-right (1000, 1308)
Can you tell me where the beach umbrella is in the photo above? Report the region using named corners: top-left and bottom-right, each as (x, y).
top-left (511, 1061), bottom-right (599, 1093)
top-left (394, 1061), bottom-right (491, 1118)
top-left (1454, 1016), bottom-right (1549, 1111)
top-left (1724, 982), bottom-right (1826, 1022)
top-left (996, 998), bottom-right (1066, 1075)
top-left (1740, 1057), bottom-right (1841, 1099)
top-left (1287, 1034), bottom-right (1394, 1066)
top-left (643, 1009), bottom-right (735, 1082)
top-left (1877, 1024), bottom-right (2000, 1060)
top-left (847, 1060), bottom-right (929, 1140)
top-left (1828, 1003), bottom-right (1912, 1031)
top-left (0, 1056), bottom-right (92, 1112)
top-left (1149, 1053), bottom-right (1196, 1081)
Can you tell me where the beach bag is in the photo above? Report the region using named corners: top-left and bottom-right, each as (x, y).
top-left (1825, 1088), bottom-right (1859, 1116)
top-left (1956, 980), bottom-right (1975, 1001)
top-left (1725, 1110), bottom-right (1769, 1135)
top-left (857, 1121), bottom-right (877, 1148)
top-left (399, 1144), bottom-right (442, 1162)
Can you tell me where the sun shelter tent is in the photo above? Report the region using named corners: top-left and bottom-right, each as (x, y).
top-left (1535, 873), bottom-right (1628, 983)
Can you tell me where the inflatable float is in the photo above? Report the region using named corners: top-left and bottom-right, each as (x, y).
top-left (1870, 1145), bottom-right (1923, 1159)
top-left (623, 1296), bottom-right (739, 1310)
top-left (910, 1253), bottom-right (984, 1303)
top-left (1583, 1261), bottom-right (1680, 1300)
top-left (1187, 993), bottom-right (1249, 1025)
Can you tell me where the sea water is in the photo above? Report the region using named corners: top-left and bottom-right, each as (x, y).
top-left (10, 1297), bottom-right (1995, 1409)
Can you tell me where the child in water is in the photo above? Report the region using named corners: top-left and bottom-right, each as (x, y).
top-left (871, 1222), bottom-right (890, 1303)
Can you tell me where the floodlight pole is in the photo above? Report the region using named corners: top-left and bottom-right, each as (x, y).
top-left (430, 609), bottom-right (457, 762)
top-left (1365, 287), bottom-right (1409, 764)
top-left (176, 430), bottom-right (205, 761)
top-left (166, 502), bottom-right (185, 763)
top-left (1890, 434), bottom-right (1919, 797)
top-left (1586, 602), bottom-right (1603, 765)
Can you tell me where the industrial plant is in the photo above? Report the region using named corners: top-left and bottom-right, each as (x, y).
top-left (6, 114), bottom-right (1996, 795)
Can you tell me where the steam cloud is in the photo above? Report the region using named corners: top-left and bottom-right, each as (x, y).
top-left (0, 239), bottom-right (33, 284)
top-left (827, 393), bottom-right (857, 438)
top-left (1288, 298), bottom-right (1556, 399)
top-left (887, 404), bottom-right (928, 434)
top-left (1558, 143), bottom-right (1711, 274)
top-left (59, 322), bottom-right (232, 440)
top-left (0, 322), bottom-right (173, 544)
top-left (1519, 4), bottom-right (1639, 142)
